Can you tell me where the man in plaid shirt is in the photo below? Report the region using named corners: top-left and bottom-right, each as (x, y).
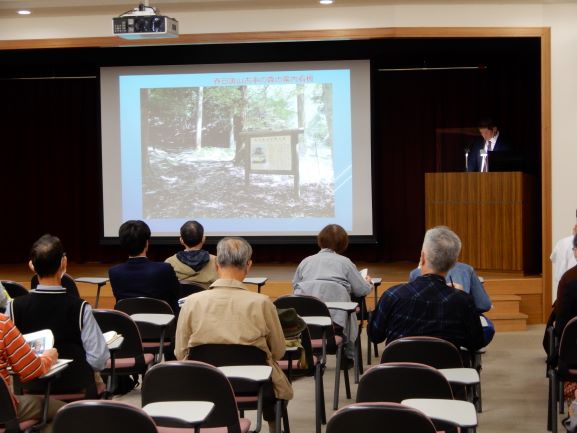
top-left (368, 226), bottom-right (485, 352)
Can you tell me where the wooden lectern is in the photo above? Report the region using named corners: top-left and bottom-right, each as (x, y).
top-left (425, 172), bottom-right (537, 272)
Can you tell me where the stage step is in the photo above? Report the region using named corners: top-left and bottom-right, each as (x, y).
top-left (486, 294), bottom-right (528, 331)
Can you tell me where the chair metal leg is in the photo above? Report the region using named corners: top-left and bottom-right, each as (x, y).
top-left (367, 333), bottom-right (372, 365)
top-left (333, 345), bottom-right (342, 410)
top-left (356, 330), bottom-right (364, 375)
top-left (549, 370), bottom-right (558, 433)
top-left (560, 380), bottom-right (565, 414)
top-left (274, 400), bottom-right (282, 433)
top-left (343, 366), bottom-right (351, 399)
top-left (281, 401), bottom-right (290, 433)
top-left (315, 364), bottom-right (323, 433)
top-left (353, 333), bottom-right (361, 383)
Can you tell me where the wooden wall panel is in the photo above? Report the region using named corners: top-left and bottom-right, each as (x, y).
top-left (425, 172), bottom-right (536, 272)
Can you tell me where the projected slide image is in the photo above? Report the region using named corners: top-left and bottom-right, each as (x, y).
top-left (140, 83), bottom-right (335, 219)
top-left (102, 62), bottom-right (372, 237)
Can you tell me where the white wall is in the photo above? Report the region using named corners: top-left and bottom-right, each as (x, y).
top-left (2, 3), bottom-right (576, 293)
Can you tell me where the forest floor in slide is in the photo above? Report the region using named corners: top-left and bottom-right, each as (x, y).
top-left (142, 155), bottom-right (335, 219)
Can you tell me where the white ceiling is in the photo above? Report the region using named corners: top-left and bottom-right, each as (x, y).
top-left (2, 0), bottom-right (577, 18)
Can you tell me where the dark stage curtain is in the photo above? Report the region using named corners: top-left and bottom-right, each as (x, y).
top-left (0, 38), bottom-right (541, 268)
top-left (374, 64), bottom-right (541, 262)
top-left (0, 78), bottom-right (111, 264)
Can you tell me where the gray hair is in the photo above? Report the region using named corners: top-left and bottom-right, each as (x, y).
top-left (422, 226), bottom-right (461, 273)
top-left (216, 237), bottom-right (253, 269)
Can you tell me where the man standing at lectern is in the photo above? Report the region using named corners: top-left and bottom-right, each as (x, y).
top-left (466, 118), bottom-right (511, 172)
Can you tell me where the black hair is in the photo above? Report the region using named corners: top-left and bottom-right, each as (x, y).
top-left (119, 220), bottom-right (151, 256)
top-left (30, 234), bottom-right (64, 277)
top-left (180, 220), bottom-right (204, 247)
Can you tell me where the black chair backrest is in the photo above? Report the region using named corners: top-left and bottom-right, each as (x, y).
top-left (187, 343), bottom-right (269, 395)
top-left (179, 282), bottom-right (205, 298)
top-left (187, 343), bottom-right (266, 367)
top-left (1, 281), bottom-right (29, 298)
top-left (380, 336), bottom-right (464, 369)
top-left (115, 297), bottom-right (174, 341)
top-left (142, 360), bottom-right (243, 433)
top-left (274, 294), bottom-right (339, 351)
top-left (30, 273), bottom-right (80, 298)
top-left (356, 362), bottom-right (454, 403)
top-left (326, 402), bottom-right (437, 433)
top-left (52, 400), bottom-right (158, 433)
top-left (558, 316), bottom-right (577, 372)
top-left (92, 309), bottom-right (145, 361)
top-left (115, 297), bottom-right (173, 315)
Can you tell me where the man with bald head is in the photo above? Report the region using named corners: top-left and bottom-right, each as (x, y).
top-left (175, 237), bottom-right (292, 433)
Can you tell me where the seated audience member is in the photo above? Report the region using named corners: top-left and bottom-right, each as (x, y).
top-left (554, 233), bottom-right (577, 336)
top-left (0, 314), bottom-right (64, 433)
top-left (368, 226), bottom-right (485, 352)
top-left (109, 220), bottom-right (180, 313)
top-left (165, 220), bottom-right (217, 289)
top-left (7, 234), bottom-right (109, 396)
top-left (409, 260), bottom-right (495, 345)
top-left (551, 225), bottom-right (577, 300)
top-left (293, 224), bottom-right (372, 364)
top-left (175, 237), bottom-right (292, 433)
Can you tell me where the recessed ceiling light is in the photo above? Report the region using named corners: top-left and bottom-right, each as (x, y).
top-left (319, 0), bottom-right (333, 4)
top-left (17, 10), bottom-right (32, 15)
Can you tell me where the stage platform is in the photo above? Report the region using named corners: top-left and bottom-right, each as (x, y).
top-left (0, 261), bottom-right (545, 328)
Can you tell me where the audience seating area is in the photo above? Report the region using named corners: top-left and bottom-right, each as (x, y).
top-left (0, 264), bottom-right (549, 433)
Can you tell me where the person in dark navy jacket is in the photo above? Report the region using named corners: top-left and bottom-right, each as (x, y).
top-left (109, 220), bottom-right (180, 314)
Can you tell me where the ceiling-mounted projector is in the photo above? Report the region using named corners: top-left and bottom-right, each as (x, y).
top-left (113, 3), bottom-right (178, 39)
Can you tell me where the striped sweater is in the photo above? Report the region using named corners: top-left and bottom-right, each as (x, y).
top-left (0, 314), bottom-right (53, 407)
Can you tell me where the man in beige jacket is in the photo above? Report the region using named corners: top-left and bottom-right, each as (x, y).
top-left (175, 236), bottom-right (293, 432)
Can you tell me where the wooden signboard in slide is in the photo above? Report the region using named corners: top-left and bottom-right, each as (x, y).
top-left (425, 172), bottom-right (537, 272)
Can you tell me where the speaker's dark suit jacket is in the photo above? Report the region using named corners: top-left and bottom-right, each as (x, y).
top-left (109, 256), bottom-right (181, 313)
top-left (466, 134), bottom-right (511, 172)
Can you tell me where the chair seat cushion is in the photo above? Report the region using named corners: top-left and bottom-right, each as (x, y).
top-left (107, 353), bottom-right (155, 368)
top-left (142, 342), bottom-right (172, 348)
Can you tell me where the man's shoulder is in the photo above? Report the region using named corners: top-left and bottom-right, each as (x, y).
top-left (561, 266), bottom-right (577, 287)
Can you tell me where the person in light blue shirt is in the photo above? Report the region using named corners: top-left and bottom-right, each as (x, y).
top-left (409, 261), bottom-right (494, 345)
top-left (409, 262), bottom-right (492, 312)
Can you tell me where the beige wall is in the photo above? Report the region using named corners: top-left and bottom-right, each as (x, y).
top-left (1, 2), bottom-right (576, 295)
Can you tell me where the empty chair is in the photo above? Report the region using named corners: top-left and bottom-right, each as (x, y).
top-left (186, 344), bottom-right (288, 433)
top-left (92, 309), bottom-right (155, 395)
top-left (356, 362), bottom-right (457, 432)
top-left (326, 402), bottom-right (437, 433)
top-left (142, 360), bottom-right (251, 433)
top-left (275, 319), bottom-right (325, 433)
top-left (275, 294), bottom-right (350, 411)
top-left (380, 335), bottom-right (478, 404)
top-left (52, 400), bottom-right (158, 433)
top-left (0, 281), bottom-right (29, 299)
top-left (31, 273), bottom-right (80, 298)
top-left (115, 297), bottom-right (175, 362)
top-left (380, 336), bottom-right (463, 368)
top-left (548, 316), bottom-right (577, 433)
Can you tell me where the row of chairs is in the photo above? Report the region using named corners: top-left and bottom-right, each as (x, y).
top-left (0, 360), bottom-right (258, 433)
top-left (10, 360), bottom-right (466, 433)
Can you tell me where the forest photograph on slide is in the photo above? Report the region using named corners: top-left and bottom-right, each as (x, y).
top-left (140, 81), bottom-right (335, 220)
